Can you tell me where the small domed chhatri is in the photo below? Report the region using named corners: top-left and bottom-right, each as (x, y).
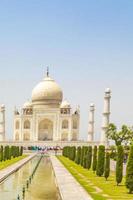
top-left (105, 88), bottom-right (111, 93)
top-left (23, 101), bottom-right (32, 108)
top-left (13, 68), bottom-right (80, 142)
top-left (60, 100), bottom-right (71, 108)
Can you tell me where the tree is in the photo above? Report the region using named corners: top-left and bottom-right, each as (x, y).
top-left (83, 147), bottom-right (88, 168)
top-left (75, 146), bottom-right (81, 164)
top-left (65, 146), bottom-right (70, 158)
top-left (9, 147), bottom-right (11, 160)
top-left (6, 146), bottom-right (10, 160)
top-left (110, 145), bottom-right (117, 161)
top-left (64, 146), bottom-right (69, 158)
top-left (80, 146), bottom-right (85, 166)
top-left (96, 145), bottom-right (105, 177)
top-left (86, 146), bottom-right (92, 170)
top-left (116, 145), bottom-right (124, 186)
top-left (126, 145), bottom-right (133, 193)
top-left (68, 146), bottom-right (76, 161)
top-left (10, 146), bottom-right (13, 158)
top-left (92, 146), bottom-right (97, 173)
top-left (0, 146), bottom-right (3, 162)
top-left (4, 146), bottom-right (9, 161)
top-left (106, 123), bottom-right (133, 146)
top-left (71, 146), bottom-right (76, 161)
top-left (104, 152), bottom-right (110, 180)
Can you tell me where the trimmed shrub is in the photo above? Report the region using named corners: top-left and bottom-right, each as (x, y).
top-left (104, 152), bottom-right (110, 180)
top-left (116, 145), bottom-right (124, 186)
top-left (92, 146), bottom-right (97, 172)
top-left (96, 145), bottom-right (105, 177)
top-left (63, 146), bottom-right (69, 157)
top-left (75, 146), bottom-right (81, 164)
top-left (86, 146), bottom-right (92, 169)
top-left (0, 146), bottom-right (4, 162)
top-left (126, 145), bottom-right (133, 193)
top-left (0, 145), bottom-right (22, 162)
top-left (9, 147), bottom-right (11, 160)
top-left (80, 146), bottom-right (85, 166)
top-left (71, 146), bottom-right (76, 161)
top-left (17, 146), bottom-right (20, 157)
top-left (6, 146), bottom-right (10, 160)
top-left (83, 147), bottom-right (88, 168)
top-left (4, 146), bottom-right (10, 161)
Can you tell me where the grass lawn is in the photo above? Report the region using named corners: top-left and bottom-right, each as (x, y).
top-left (57, 156), bottom-right (133, 200)
top-left (0, 155), bottom-right (27, 170)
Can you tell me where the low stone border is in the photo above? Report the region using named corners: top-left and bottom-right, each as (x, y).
top-left (0, 153), bottom-right (37, 183)
top-left (51, 156), bottom-right (93, 200)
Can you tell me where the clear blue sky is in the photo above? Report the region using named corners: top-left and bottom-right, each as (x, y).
top-left (0, 0), bottom-right (133, 140)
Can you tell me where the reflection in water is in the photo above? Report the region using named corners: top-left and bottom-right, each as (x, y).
top-left (0, 156), bottom-right (61, 200)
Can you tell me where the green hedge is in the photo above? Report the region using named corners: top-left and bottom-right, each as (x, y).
top-left (96, 145), bottom-right (105, 177)
top-left (126, 145), bottom-right (133, 193)
top-left (116, 145), bottom-right (124, 186)
top-left (75, 146), bottom-right (81, 164)
top-left (92, 146), bottom-right (97, 172)
top-left (104, 152), bottom-right (110, 180)
top-left (0, 146), bottom-right (23, 162)
top-left (86, 146), bottom-right (92, 169)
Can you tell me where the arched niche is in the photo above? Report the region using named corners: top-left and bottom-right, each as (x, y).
top-left (62, 120), bottom-right (69, 129)
top-left (24, 120), bottom-right (30, 129)
top-left (16, 121), bottom-right (20, 129)
top-left (38, 119), bottom-right (53, 141)
top-left (73, 119), bottom-right (78, 129)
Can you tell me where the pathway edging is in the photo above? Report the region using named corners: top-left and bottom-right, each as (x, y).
top-left (51, 155), bottom-right (93, 200)
top-left (0, 153), bottom-right (37, 183)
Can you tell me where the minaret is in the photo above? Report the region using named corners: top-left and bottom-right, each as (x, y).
top-left (100, 88), bottom-right (111, 145)
top-left (88, 103), bottom-right (95, 142)
top-left (46, 66), bottom-right (49, 77)
top-left (0, 105), bottom-right (5, 141)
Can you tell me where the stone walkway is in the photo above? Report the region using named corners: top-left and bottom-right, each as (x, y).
top-left (0, 153), bottom-right (37, 183)
top-left (51, 156), bottom-right (93, 200)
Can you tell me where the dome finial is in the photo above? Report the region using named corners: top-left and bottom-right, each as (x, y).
top-left (46, 66), bottom-right (49, 77)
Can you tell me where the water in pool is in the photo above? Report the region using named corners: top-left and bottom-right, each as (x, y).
top-left (0, 156), bottom-right (61, 200)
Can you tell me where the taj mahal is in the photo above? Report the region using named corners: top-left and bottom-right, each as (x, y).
top-left (13, 69), bottom-right (80, 142)
top-left (0, 68), bottom-right (111, 146)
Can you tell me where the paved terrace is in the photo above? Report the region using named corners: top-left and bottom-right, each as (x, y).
top-left (51, 156), bottom-right (93, 200)
top-left (0, 141), bottom-right (101, 148)
top-left (0, 153), bottom-right (37, 183)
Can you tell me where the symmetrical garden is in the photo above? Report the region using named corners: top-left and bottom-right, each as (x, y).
top-left (58, 124), bottom-right (133, 200)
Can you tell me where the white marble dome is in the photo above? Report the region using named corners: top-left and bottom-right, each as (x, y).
top-left (32, 76), bottom-right (63, 105)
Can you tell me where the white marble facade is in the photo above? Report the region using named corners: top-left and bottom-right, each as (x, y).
top-left (13, 70), bottom-right (80, 142)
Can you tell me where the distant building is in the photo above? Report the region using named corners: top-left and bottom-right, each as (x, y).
top-left (14, 69), bottom-right (80, 142)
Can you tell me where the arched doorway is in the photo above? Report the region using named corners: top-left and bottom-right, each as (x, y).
top-left (38, 119), bottom-right (53, 141)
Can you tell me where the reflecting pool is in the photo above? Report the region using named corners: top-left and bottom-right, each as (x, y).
top-left (0, 156), bottom-right (61, 200)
